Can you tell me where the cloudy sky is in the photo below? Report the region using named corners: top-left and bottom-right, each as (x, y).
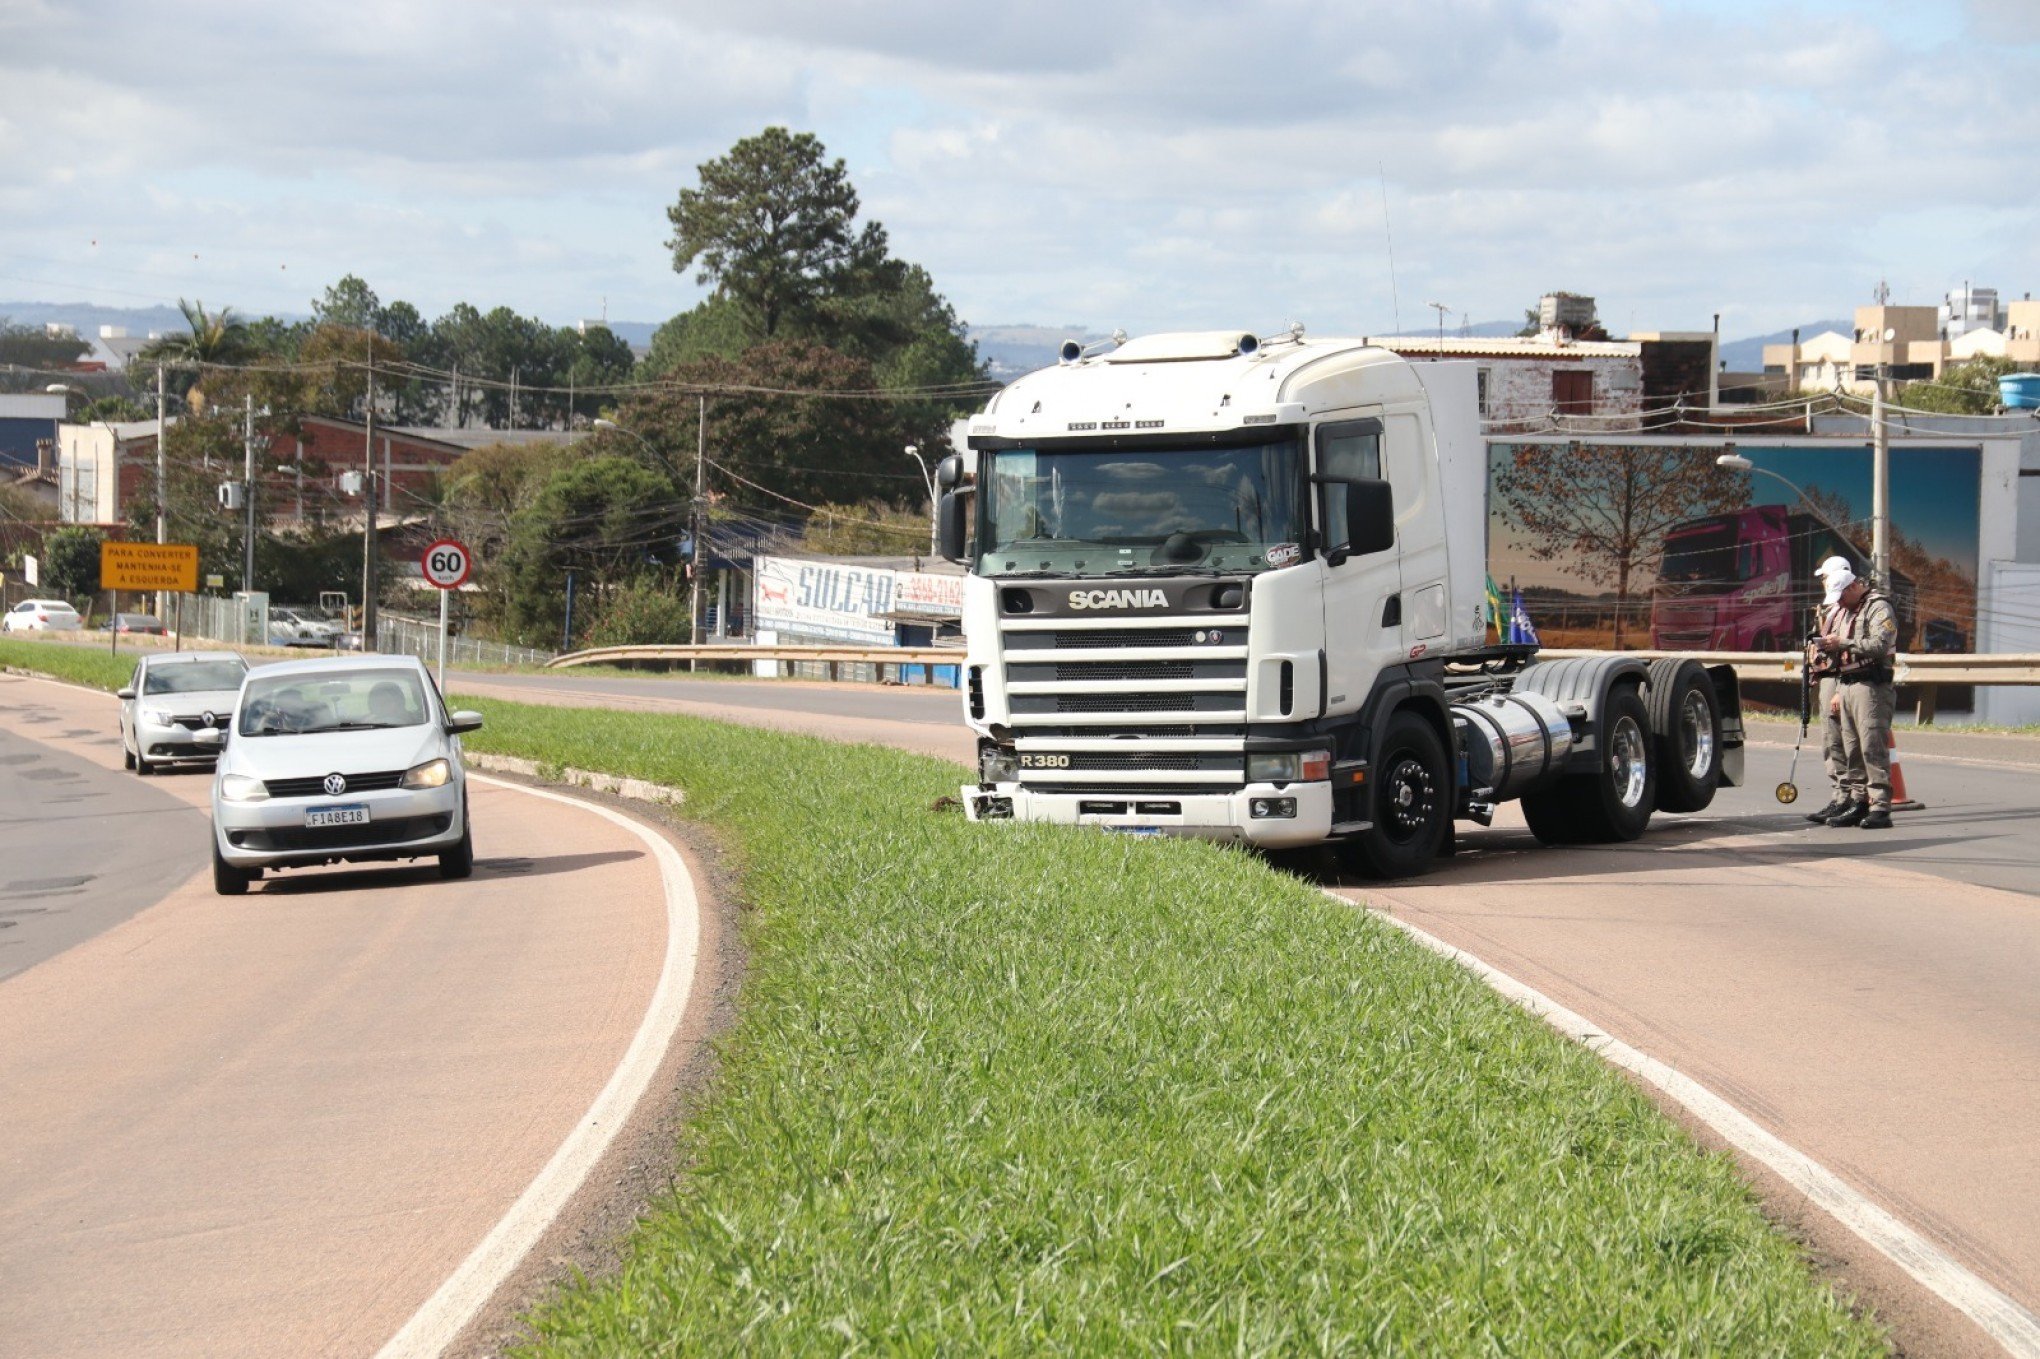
top-left (3, 0), bottom-right (2035, 339)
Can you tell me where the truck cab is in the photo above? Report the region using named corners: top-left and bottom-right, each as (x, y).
top-left (944, 331), bottom-right (1742, 877)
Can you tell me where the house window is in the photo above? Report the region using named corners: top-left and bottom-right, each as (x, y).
top-left (1552, 369), bottom-right (1594, 415)
top-left (1476, 367), bottom-right (1492, 417)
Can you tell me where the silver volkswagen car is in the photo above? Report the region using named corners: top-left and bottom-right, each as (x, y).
top-left (201, 655), bottom-right (483, 895)
top-left (118, 651), bottom-right (249, 774)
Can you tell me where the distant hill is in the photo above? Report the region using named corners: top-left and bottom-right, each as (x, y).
top-left (1718, 319), bottom-right (1852, 372)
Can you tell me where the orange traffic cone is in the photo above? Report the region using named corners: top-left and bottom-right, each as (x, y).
top-left (1888, 732), bottom-right (1924, 812)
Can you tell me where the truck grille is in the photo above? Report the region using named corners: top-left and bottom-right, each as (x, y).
top-left (1007, 628), bottom-right (1200, 650)
top-left (1045, 752), bottom-right (1239, 772)
top-left (1020, 781), bottom-right (1242, 796)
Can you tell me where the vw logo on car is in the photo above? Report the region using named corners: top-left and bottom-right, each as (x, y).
top-left (324, 772), bottom-right (348, 796)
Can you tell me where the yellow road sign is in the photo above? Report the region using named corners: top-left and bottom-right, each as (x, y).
top-left (101, 541), bottom-right (200, 593)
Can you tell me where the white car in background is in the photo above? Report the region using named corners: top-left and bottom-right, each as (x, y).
top-left (200, 655), bottom-right (483, 895)
top-left (118, 651), bottom-right (249, 774)
top-left (268, 607), bottom-right (341, 647)
top-left (3, 599), bottom-right (83, 632)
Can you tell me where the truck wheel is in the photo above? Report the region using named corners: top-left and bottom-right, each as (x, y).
top-left (1648, 659), bottom-right (1720, 812)
top-left (1340, 712), bottom-right (1449, 879)
top-left (1520, 684), bottom-right (1656, 844)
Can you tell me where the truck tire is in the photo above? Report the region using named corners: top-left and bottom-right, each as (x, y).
top-left (1340, 711), bottom-right (1449, 879)
top-left (1519, 684), bottom-right (1656, 844)
top-left (1648, 659), bottom-right (1720, 812)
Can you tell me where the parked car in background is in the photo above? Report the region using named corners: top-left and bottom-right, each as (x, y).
top-left (269, 607), bottom-right (342, 647)
top-left (118, 651), bottom-right (250, 774)
top-left (3, 599), bottom-right (83, 633)
top-left (200, 655), bottom-right (482, 894)
top-left (101, 612), bottom-right (167, 636)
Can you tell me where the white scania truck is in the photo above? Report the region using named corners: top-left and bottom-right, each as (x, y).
top-left (933, 329), bottom-right (1745, 877)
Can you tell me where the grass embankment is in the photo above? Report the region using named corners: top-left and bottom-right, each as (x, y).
top-left (0, 637), bottom-right (1886, 1352)
top-left (0, 637), bottom-right (138, 691)
top-left (453, 699), bottom-right (1884, 1355)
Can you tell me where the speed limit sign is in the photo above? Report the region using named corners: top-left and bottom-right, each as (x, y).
top-left (420, 538), bottom-right (471, 590)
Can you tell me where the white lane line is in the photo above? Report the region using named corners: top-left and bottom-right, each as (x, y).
top-left (375, 774), bottom-right (701, 1359)
top-left (1336, 891), bottom-right (2040, 1357)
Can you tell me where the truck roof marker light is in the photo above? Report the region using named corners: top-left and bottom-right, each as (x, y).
top-left (1236, 332), bottom-right (1259, 356)
top-left (1059, 340), bottom-right (1083, 364)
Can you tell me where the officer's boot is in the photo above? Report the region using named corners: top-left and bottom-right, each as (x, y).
top-left (1826, 800), bottom-right (1868, 828)
top-left (1859, 807), bottom-right (1893, 830)
top-left (1806, 794), bottom-right (1846, 823)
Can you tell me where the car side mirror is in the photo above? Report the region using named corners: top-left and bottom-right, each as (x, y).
top-left (447, 710), bottom-right (484, 735)
top-left (1343, 479), bottom-right (1395, 558)
top-left (193, 727), bottom-right (225, 749)
top-left (937, 490), bottom-right (969, 562)
top-left (117, 687), bottom-right (136, 700)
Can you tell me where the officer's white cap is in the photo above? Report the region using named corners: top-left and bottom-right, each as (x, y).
top-left (1815, 555), bottom-right (1855, 604)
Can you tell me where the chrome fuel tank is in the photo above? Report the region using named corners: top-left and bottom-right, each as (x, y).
top-left (1452, 690), bottom-right (1574, 802)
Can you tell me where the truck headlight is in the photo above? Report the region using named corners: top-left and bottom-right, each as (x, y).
top-left (1247, 748), bottom-right (1333, 784)
top-left (979, 745), bottom-right (1018, 783)
top-left (220, 773), bottom-right (268, 802)
top-left (402, 757), bottom-right (452, 790)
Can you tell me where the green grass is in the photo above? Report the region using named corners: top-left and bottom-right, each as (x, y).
top-left (446, 699), bottom-right (1885, 1357)
top-left (0, 638), bottom-right (1890, 1352)
top-left (0, 636), bottom-right (140, 691)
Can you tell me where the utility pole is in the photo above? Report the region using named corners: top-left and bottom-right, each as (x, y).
top-left (242, 394), bottom-right (256, 595)
top-left (1871, 358), bottom-right (1891, 591)
top-left (689, 395), bottom-right (705, 671)
top-left (155, 363), bottom-right (167, 623)
top-left (362, 349), bottom-right (379, 652)
top-left (1426, 301), bottom-right (1450, 346)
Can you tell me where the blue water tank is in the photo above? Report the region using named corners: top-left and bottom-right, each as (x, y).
top-left (1999, 373), bottom-right (2040, 409)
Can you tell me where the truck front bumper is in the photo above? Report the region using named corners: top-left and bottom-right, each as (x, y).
top-left (962, 781), bottom-right (1335, 848)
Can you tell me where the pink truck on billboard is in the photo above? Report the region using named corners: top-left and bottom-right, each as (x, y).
top-left (1651, 505), bottom-right (1915, 652)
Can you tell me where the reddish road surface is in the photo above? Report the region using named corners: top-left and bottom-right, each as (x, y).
top-left (0, 675), bottom-right (686, 1358)
top-left (460, 669), bottom-right (2040, 1348)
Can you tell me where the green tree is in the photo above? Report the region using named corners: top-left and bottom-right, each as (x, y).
top-left (617, 340), bottom-right (920, 509)
top-left (136, 299), bottom-right (259, 414)
top-left (667, 126), bottom-right (874, 338)
top-left (312, 275), bottom-right (384, 330)
top-left (642, 294), bottom-right (762, 373)
top-left (1899, 355), bottom-right (2022, 414)
top-left (0, 318), bottom-right (91, 369)
top-left (499, 455), bottom-right (688, 646)
top-left (40, 525), bottom-right (104, 600)
top-left (583, 579), bottom-right (693, 648)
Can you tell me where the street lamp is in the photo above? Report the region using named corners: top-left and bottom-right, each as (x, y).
top-left (1714, 450), bottom-right (1817, 514)
top-left (904, 443), bottom-right (937, 557)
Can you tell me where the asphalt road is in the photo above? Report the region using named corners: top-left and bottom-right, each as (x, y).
top-left (0, 688), bottom-right (207, 981)
top-left (448, 667), bottom-right (2040, 1344)
top-left (0, 677), bottom-right (683, 1358)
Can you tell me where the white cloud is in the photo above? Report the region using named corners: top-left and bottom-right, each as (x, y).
top-left (0, 0), bottom-right (2033, 336)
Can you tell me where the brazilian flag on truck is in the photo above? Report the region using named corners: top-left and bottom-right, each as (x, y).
top-left (1485, 575), bottom-right (1505, 640)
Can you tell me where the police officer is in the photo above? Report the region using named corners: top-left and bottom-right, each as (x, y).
top-left (1803, 557), bottom-right (1851, 823)
top-left (1814, 559), bottom-right (1899, 829)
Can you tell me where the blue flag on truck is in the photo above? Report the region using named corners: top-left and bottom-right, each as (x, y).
top-left (1507, 589), bottom-right (1541, 647)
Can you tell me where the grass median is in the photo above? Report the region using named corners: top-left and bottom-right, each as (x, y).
top-left (1, 638), bottom-right (1887, 1353)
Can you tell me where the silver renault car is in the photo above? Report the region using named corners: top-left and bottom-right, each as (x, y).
top-left (118, 650), bottom-right (249, 774)
top-left (201, 654), bottom-right (483, 895)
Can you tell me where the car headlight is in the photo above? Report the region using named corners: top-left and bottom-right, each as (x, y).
top-left (402, 757), bottom-right (452, 790)
top-left (144, 709), bottom-right (174, 726)
top-left (979, 745), bottom-right (1018, 783)
top-left (220, 773), bottom-right (268, 802)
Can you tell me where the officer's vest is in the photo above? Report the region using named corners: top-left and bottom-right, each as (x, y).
top-left (1838, 590), bottom-right (1895, 680)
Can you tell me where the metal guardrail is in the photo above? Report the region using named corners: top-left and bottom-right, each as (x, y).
top-left (549, 643), bottom-right (962, 685)
top-left (1538, 649), bottom-right (2040, 686)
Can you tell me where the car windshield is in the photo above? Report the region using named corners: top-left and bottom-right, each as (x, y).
top-left (144, 661), bottom-right (247, 695)
top-left (977, 438), bottom-right (1305, 577)
top-left (237, 669), bottom-right (430, 736)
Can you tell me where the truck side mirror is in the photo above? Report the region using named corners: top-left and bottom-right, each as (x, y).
top-left (1344, 479), bottom-right (1395, 557)
top-left (936, 454), bottom-right (963, 492)
top-left (937, 490), bottom-right (969, 562)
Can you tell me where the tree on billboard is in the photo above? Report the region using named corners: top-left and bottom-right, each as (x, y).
top-left (1493, 442), bottom-right (1747, 646)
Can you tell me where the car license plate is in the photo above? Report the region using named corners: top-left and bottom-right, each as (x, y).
top-left (1104, 825), bottom-right (1162, 835)
top-left (305, 803), bottom-right (369, 828)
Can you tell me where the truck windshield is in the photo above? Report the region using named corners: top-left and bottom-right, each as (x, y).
top-left (977, 439), bottom-right (1304, 576)
top-left (1659, 525), bottom-right (1742, 584)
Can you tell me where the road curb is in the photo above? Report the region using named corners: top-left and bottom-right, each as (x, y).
top-left (463, 752), bottom-right (686, 807)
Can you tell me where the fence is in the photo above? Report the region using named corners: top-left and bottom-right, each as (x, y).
top-left (375, 614), bottom-right (555, 669)
top-left (550, 642), bottom-right (962, 687)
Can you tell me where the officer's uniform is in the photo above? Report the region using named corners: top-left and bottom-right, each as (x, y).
top-left (1833, 588), bottom-right (1898, 814)
top-left (1807, 603), bottom-right (1846, 820)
